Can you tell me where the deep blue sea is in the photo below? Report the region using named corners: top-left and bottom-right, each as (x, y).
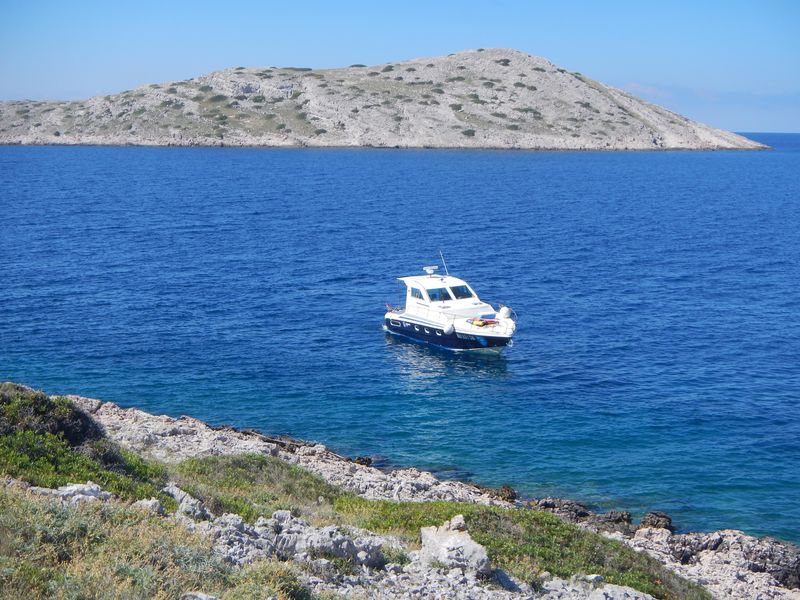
top-left (1, 133), bottom-right (799, 543)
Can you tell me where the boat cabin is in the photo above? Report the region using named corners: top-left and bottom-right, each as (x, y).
top-left (399, 268), bottom-right (495, 317)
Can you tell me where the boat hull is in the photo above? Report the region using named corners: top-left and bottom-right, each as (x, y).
top-left (384, 317), bottom-right (512, 351)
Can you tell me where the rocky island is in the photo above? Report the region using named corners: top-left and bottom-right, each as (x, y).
top-left (0, 49), bottom-right (765, 150)
top-left (1, 382), bottom-right (798, 599)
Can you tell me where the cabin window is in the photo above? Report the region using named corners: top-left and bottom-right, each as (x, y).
top-left (449, 285), bottom-right (474, 299)
top-left (410, 288), bottom-right (424, 300)
top-left (427, 288), bottom-right (452, 302)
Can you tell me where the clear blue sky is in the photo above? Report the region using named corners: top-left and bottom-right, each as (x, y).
top-left (1, 0), bottom-right (798, 131)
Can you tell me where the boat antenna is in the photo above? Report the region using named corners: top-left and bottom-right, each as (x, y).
top-left (439, 250), bottom-right (450, 276)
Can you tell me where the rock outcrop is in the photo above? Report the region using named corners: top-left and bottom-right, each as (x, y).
top-left (630, 528), bottom-right (800, 600)
top-left (0, 48), bottom-right (765, 150)
top-left (419, 515), bottom-right (492, 576)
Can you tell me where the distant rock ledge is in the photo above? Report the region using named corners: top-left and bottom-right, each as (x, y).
top-left (64, 392), bottom-right (799, 600)
top-left (0, 49), bottom-right (766, 151)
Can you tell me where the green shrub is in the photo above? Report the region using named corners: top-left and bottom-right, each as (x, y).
top-left (491, 112), bottom-right (507, 118)
top-left (252, 95), bottom-right (265, 103)
top-left (208, 94), bottom-right (227, 102)
top-left (431, 88), bottom-right (444, 94)
top-left (446, 76), bottom-right (465, 82)
top-left (314, 128), bottom-right (327, 135)
top-left (449, 103), bottom-right (462, 111)
top-left (199, 85), bottom-right (213, 92)
top-left (507, 124), bottom-right (520, 130)
top-left (494, 58), bottom-right (511, 66)
top-left (349, 64), bottom-right (366, 68)
top-left (533, 67), bottom-right (546, 72)
top-left (171, 454), bottom-right (343, 523)
top-left (514, 107), bottom-right (543, 119)
top-left (0, 383), bottom-right (101, 445)
top-left (381, 65), bottom-right (394, 72)
top-left (461, 129), bottom-right (476, 137)
top-left (514, 82), bottom-right (526, 88)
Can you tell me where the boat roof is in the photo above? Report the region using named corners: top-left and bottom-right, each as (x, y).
top-left (398, 274), bottom-right (471, 290)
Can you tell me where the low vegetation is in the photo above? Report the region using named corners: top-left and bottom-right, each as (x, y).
top-left (0, 385), bottom-right (711, 600)
top-left (0, 487), bottom-right (313, 599)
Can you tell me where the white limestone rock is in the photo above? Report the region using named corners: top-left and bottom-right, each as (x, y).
top-left (419, 515), bottom-right (491, 576)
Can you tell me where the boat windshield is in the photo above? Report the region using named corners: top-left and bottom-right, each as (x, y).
top-left (427, 288), bottom-right (453, 302)
top-left (449, 285), bottom-right (474, 299)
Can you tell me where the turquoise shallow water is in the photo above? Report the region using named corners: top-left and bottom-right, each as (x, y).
top-left (1, 133), bottom-right (799, 543)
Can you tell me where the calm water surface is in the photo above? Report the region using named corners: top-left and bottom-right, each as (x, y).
top-left (1, 133), bottom-right (798, 543)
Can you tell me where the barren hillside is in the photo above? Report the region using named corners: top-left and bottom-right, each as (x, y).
top-left (0, 48), bottom-right (765, 150)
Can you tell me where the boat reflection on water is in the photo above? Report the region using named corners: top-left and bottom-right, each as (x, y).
top-left (383, 332), bottom-right (509, 379)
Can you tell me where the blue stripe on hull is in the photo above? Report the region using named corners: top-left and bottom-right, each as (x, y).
top-left (384, 318), bottom-right (510, 351)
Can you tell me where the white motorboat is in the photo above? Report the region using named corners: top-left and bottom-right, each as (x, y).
top-left (383, 265), bottom-right (516, 351)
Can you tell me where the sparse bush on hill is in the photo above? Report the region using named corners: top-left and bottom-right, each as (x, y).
top-left (449, 103), bottom-right (462, 111)
top-left (494, 58), bottom-right (511, 66)
top-left (349, 64), bottom-right (366, 68)
top-left (514, 107), bottom-right (543, 119)
top-left (446, 76), bottom-right (465, 82)
top-left (381, 65), bottom-right (394, 72)
top-left (199, 85), bottom-right (213, 92)
top-left (208, 95), bottom-right (227, 103)
top-left (462, 129), bottom-right (476, 137)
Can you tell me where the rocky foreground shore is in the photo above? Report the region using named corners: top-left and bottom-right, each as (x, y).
top-left (0, 48), bottom-right (765, 150)
top-left (62, 393), bottom-right (798, 600)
